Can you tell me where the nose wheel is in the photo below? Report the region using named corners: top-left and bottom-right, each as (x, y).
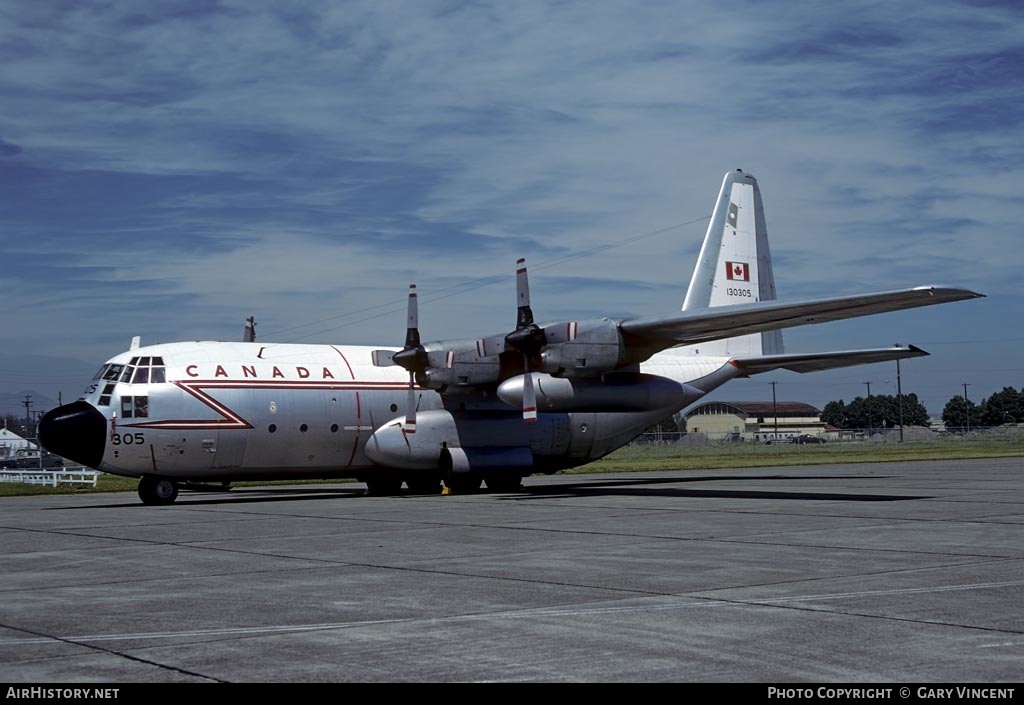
top-left (138, 476), bottom-right (179, 505)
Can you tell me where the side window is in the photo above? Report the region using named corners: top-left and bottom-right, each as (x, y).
top-left (118, 396), bottom-right (149, 418)
top-left (150, 367), bottom-right (166, 383)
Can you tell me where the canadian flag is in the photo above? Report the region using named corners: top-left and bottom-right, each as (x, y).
top-left (726, 261), bottom-right (750, 281)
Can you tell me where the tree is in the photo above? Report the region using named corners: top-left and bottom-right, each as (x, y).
top-left (820, 400), bottom-right (846, 428)
top-left (942, 395), bottom-right (978, 430)
top-left (821, 394), bottom-right (928, 429)
top-left (978, 387), bottom-right (1023, 426)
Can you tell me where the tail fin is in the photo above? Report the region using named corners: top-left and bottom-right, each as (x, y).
top-left (681, 169), bottom-right (783, 356)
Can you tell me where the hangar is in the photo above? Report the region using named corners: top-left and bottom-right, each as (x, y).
top-left (684, 401), bottom-right (827, 442)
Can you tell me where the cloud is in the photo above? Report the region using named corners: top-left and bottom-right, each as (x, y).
top-left (0, 138), bottom-right (22, 156)
top-left (0, 1), bottom-right (1020, 414)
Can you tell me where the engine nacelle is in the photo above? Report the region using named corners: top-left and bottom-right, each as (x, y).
top-left (421, 340), bottom-right (501, 390)
top-left (497, 373), bottom-right (704, 412)
top-left (538, 318), bottom-right (625, 378)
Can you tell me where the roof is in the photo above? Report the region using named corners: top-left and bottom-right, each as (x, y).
top-left (687, 401), bottom-right (821, 417)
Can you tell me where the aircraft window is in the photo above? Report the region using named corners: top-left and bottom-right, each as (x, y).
top-left (132, 367), bottom-right (150, 384)
top-left (150, 367), bottom-right (166, 383)
top-left (129, 357), bottom-right (140, 366)
top-left (268, 424), bottom-right (277, 433)
top-left (330, 424), bottom-right (339, 433)
top-left (140, 357), bottom-right (151, 366)
top-left (103, 365), bottom-right (124, 381)
top-left (121, 397), bottom-right (134, 418)
top-left (120, 366), bottom-right (135, 383)
top-left (300, 424), bottom-right (308, 433)
top-left (93, 365), bottom-right (109, 380)
top-left (152, 357), bottom-right (164, 365)
top-left (134, 396), bottom-right (148, 418)
top-left (98, 395), bottom-right (111, 406)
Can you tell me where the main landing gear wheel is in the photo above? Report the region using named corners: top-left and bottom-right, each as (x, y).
top-left (365, 478), bottom-right (404, 496)
top-left (444, 472), bottom-right (483, 494)
top-left (406, 477), bottom-right (443, 495)
top-left (138, 477), bottom-right (179, 505)
top-left (484, 474), bottom-right (523, 492)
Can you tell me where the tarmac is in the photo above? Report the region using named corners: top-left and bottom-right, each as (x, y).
top-left (1, 457), bottom-right (1022, 683)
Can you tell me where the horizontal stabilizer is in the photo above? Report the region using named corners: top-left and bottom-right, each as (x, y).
top-left (621, 286), bottom-right (983, 354)
top-left (730, 345), bottom-right (928, 376)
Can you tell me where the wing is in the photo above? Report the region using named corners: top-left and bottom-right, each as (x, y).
top-left (620, 286), bottom-right (983, 361)
top-left (728, 344), bottom-right (929, 377)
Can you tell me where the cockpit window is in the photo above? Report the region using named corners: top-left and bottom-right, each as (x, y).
top-left (102, 364), bottom-right (124, 381)
top-left (98, 384), bottom-right (115, 407)
top-left (120, 366), bottom-right (135, 383)
top-left (150, 367), bottom-right (166, 383)
top-left (131, 367), bottom-right (150, 384)
top-left (126, 357), bottom-right (167, 385)
top-left (93, 365), bottom-right (109, 380)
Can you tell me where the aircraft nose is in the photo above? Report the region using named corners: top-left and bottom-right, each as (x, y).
top-left (38, 401), bottom-right (107, 469)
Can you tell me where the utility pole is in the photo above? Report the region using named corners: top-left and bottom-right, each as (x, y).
top-left (895, 345), bottom-right (904, 443)
top-left (22, 395), bottom-right (32, 427)
top-left (863, 382), bottom-right (872, 439)
top-left (770, 381), bottom-right (779, 443)
top-left (962, 383), bottom-right (971, 433)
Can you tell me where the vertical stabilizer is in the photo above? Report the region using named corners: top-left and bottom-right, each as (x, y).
top-left (680, 170), bottom-right (783, 356)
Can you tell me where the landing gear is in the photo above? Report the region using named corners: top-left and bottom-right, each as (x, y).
top-left (364, 477), bottom-right (403, 496)
top-left (138, 477), bottom-right (179, 505)
top-left (406, 476), bottom-right (443, 495)
top-left (484, 474), bottom-right (523, 492)
top-left (444, 472), bottom-right (483, 494)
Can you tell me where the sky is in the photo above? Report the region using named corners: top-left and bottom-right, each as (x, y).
top-left (1, 0), bottom-right (1021, 421)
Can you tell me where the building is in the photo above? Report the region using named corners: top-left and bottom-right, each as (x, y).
top-left (0, 426), bottom-right (38, 464)
top-left (684, 401), bottom-right (826, 442)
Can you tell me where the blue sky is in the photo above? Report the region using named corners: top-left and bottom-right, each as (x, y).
top-left (1, 0), bottom-right (1021, 420)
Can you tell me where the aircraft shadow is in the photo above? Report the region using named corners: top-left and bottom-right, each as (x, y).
top-left (510, 475), bottom-right (927, 502)
top-left (45, 487), bottom-right (369, 510)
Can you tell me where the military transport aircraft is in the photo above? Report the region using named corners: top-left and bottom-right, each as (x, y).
top-left (38, 170), bottom-right (983, 505)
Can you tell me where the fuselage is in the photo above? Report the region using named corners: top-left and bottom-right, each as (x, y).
top-left (40, 340), bottom-right (737, 482)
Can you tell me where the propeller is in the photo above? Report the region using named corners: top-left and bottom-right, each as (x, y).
top-left (390, 284), bottom-right (429, 433)
top-left (503, 258), bottom-right (546, 423)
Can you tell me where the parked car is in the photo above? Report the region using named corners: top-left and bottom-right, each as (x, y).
top-left (791, 434), bottom-right (826, 444)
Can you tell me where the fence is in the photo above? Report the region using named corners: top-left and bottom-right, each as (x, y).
top-left (0, 468), bottom-right (99, 487)
top-left (613, 426), bottom-right (1024, 462)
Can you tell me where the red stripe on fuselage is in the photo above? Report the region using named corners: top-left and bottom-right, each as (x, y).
top-left (120, 378), bottom-right (412, 431)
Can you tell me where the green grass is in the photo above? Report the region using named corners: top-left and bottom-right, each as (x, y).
top-left (1, 439), bottom-right (1021, 497)
top-left (585, 438), bottom-right (1024, 473)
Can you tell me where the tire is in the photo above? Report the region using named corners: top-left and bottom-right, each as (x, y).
top-left (484, 474), bottom-right (523, 492)
top-left (365, 477), bottom-right (403, 496)
top-left (444, 472), bottom-right (482, 494)
top-left (406, 477), bottom-right (443, 495)
top-left (138, 477), bottom-right (179, 505)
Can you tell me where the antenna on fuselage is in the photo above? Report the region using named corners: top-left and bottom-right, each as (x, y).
top-left (244, 316), bottom-right (257, 343)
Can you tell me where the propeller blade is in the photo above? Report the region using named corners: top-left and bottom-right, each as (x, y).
top-left (405, 371), bottom-right (417, 433)
top-left (522, 358), bottom-right (537, 423)
top-left (405, 284), bottom-right (420, 349)
top-left (516, 258), bottom-right (534, 329)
